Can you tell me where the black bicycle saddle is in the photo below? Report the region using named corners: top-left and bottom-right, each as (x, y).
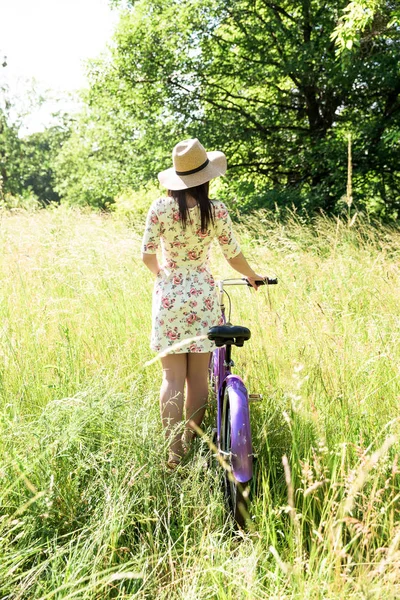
top-left (207, 325), bottom-right (251, 347)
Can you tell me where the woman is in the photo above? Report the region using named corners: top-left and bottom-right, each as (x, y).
top-left (141, 138), bottom-right (264, 468)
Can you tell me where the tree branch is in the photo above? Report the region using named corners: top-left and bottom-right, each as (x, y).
top-left (258, 1), bottom-right (298, 24)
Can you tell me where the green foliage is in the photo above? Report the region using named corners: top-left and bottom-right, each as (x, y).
top-left (0, 91), bottom-right (24, 198)
top-left (2, 1), bottom-right (398, 215)
top-left (22, 121), bottom-right (71, 205)
top-left (332, 0), bottom-right (400, 53)
top-left (0, 191), bottom-right (41, 211)
top-left (332, 0), bottom-right (383, 51)
top-left (111, 182), bottom-right (162, 223)
top-left (56, 0), bottom-right (400, 215)
top-left (52, 106), bottom-right (124, 209)
top-left (0, 73), bottom-right (71, 207)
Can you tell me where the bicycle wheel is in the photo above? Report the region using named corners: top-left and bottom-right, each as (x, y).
top-left (220, 386), bottom-right (251, 528)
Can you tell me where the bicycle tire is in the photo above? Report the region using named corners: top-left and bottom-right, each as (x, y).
top-left (220, 386), bottom-right (251, 528)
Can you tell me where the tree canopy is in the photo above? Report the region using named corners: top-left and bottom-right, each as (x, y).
top-left (0, 71), bottom-right (71, 207)
top-left (5, 1), bottom-right (400, 216)
top-left (0, 77), bottom-right (23, 199)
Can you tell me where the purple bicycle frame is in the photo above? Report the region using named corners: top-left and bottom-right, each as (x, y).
top-left (210, 281), bottom-right (253, 483)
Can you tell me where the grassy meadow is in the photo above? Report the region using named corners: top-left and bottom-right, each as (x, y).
top-left (1, 206), bottom-right (400, 599)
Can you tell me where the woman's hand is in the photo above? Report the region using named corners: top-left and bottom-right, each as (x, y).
top-left (246, 274), bottom-right (265, 290)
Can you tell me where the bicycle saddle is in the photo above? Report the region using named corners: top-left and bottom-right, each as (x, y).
top-left (207, 325), bottom-right (251, 347)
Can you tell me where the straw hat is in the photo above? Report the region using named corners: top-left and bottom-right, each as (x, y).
top-left (158, 138), bottom-right (227, 190)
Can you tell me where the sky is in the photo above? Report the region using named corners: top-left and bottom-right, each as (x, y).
top-left (0, 0), bottom-right (119, 132)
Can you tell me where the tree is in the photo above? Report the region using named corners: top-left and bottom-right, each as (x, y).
top-left (53, 97), bottom-right (141, 208)
top-left (59, 0), bottom-right (400, 214)
top-left (1, 61), bottom-right (71, 206)
top-left (0, 69), bottom-right (24, 198)
top-left (22, 120), bottom-right (71, 205)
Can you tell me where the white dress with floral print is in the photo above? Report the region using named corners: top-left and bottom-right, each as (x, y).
top-left (141, 197), bottom-right (241, 354)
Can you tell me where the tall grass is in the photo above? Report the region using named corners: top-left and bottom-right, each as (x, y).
top-left (1, 206), bottom-right (400, 598)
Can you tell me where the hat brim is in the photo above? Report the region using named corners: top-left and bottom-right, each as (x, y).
top-left (158, 151), bottom-right (227, 190)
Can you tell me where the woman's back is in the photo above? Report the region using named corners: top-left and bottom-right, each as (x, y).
top-left (142, 196), bottom-right (240, 271)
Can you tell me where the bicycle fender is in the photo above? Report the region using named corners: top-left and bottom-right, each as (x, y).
top-left (225, 375), bottom-right (253, 483)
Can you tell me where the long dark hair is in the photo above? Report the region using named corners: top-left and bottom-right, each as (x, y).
top-left (168, 182), bottom-right (214, 232)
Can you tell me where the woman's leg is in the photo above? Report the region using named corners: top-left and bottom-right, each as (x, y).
top-left (160, 353), bottom-right (187, 462)
top-left (184, 352), bottom-right (211, 446)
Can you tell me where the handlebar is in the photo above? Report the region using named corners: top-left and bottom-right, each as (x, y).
top-left (219, 277), bottom-right (278, 287)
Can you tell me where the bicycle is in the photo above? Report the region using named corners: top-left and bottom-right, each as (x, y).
top-left (207, 276), bottom-right (278, 528)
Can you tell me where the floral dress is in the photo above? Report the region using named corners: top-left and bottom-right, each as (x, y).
top-left (141, 197), bottom-right (241, 354)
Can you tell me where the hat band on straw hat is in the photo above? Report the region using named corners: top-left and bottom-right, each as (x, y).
top-left (175, 158), bottom-right (209, 176)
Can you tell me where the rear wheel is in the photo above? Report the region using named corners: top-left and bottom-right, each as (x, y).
top-left (220, 387), bottom-right (250, 528)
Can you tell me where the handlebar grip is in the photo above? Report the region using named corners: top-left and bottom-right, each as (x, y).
top-left (245, 277), bottom-right (278, 286)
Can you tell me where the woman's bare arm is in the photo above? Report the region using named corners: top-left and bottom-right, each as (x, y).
top-left (142, 253), bottom-right (161, 275)
top-left (227, 252), bottom-right (264, 290)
